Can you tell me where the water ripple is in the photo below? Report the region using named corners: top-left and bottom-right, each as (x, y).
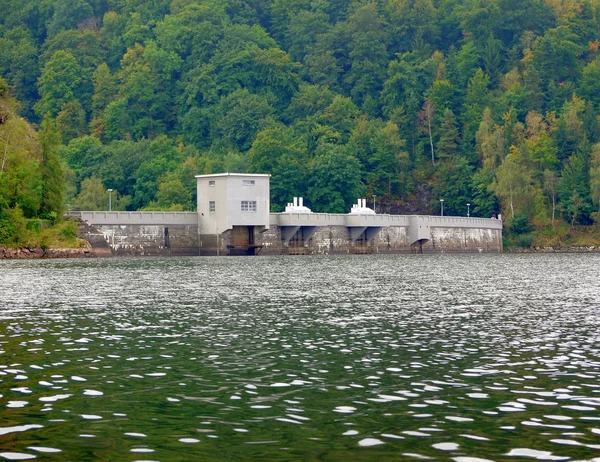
top-left (1, 254), bottom-right (599, 460)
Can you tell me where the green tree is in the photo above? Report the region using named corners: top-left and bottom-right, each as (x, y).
top-left (476, 108), bottom-right (505, 169)
top-left (558, 153), bottom-right (592, 225)
top-left (490, 145), bottom-right (533, 219)
top-left (56, 100), bottom-right (87, 143)
top-left (308, 144), bottom-right (364, 213)
top-left (418, 98), bottom-right (436, 166)
top-left (35, 50), bottom-right (83, 118)
top-left (0, 205), bottom-right (28, 245)
top-left (39, 115), bottom-right (64, 219)
top-left (0, 27), bottom-right (39, 118)
top-left (319, 95), bottom-right (361, 144)
top-left (543, 168), bottom-right (558, 225)
top-left (437, 108), bottom-right (460, 160)
top-left (285, 10), bottom-right (331, 62)
top-left (213, 89), bottom-right (275, 151)
top-left (471, 167), bottom-right (498, 217)
top-left (462, 68), bottom-right (490, 159)
top-left (370, 120), bottom-right (409, 198)
top-left (554, 96), bottom-right (585, 162)
top-left (579, 55), bottom-right (600, 111)
top-left (113, 42), bottom-right (183, 140)
top-left (0, 78), bottom-right (42, 217)
top-left (249, 124), bottom-right (306, 173)
top-left (428, 79), bottom-right (455, 113)
top-left (533, 26), bottom-right (585, 84)
top-left (74, 175), bottom-right (106, 210)
top-left (46, 0), bottom-right (94, 37)
top-left (288, 84), bottom-right (334, 117)
top-left (431, 157), bottom-right (474, 216)
top-left (131, 136), bottom-right (183, 209)
top-left (590, 143), bottom-right (600, 206)
top-left (481, 33), bottom-right (503, 85)
top-left (156, 172), bottom-right (193, 210)
top-left (91, 63), bottom-right (117, 118)
top-left (249, 124), bottom-right (307, 210)
top-left (344, 2), bottom-right (388, 108)
top-left (385, 0), bottom-right (439, 54)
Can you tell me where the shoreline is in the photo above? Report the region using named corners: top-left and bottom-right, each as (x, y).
top-left (2, 245), bottom-right (600, 259)
top-left (504, 245), bottom-right (600, 253)
top-left (0, 247), bottom-right (95, 259)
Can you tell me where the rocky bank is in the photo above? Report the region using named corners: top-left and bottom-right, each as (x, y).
top-left (0, 247), bottom-right (96, 259)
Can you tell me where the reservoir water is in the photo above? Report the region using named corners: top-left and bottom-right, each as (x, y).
top-left (0, 254), bottom-right (599, 461)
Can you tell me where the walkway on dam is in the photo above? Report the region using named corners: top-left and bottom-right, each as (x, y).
top-left (68, 210), bottom-right (502, 230)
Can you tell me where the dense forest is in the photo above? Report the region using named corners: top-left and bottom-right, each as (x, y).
top-left (2, 0), bottom-right (600, 246)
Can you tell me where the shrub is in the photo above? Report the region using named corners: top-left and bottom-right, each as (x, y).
top-left (515, 234), bottom-right (534, 248)
top-left (26, 220), bottom-right (41, 232)
top-left (1, 206), bottom-right (28, 245)
top-left (40, 211), bottom-right (58, 225)
top-left (60, 220), bottom-right (78, 240)
top-left (508, 214), bottom-right (532, 234)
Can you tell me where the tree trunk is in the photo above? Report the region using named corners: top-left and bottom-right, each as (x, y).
top-left (428, 116), bottom-right (434, 166)
top-left (0, 135), bottom-right (9, 177)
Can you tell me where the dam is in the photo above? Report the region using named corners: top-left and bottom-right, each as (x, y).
top-left (72, 173), bottom-right (503, 256)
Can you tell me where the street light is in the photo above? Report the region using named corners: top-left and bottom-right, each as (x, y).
top-left (107, 189), bottom-right (113, 211)
top-left (440, 198), bottom-right (444, 217)
top-left (373, 195), bottom-right (376, 213)
top-left (467, 203), bottom-right (471, 217)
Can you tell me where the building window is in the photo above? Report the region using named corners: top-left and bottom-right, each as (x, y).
top-left (209, 201), bottom-right (215, 212)
top-left (241, 200), bottom-right (257, 212)
top-left (209, 180), bottom-right (215, 186)
top-left (242, 179), bottom-right (255, 186)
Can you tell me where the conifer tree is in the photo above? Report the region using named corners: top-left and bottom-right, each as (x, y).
top-left (39, 115), bottom-right (64, 220)
top-left (437, 108), bottom-right (460, 160)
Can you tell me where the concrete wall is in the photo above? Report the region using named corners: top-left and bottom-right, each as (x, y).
top-left (78, 223), bottom-right (199, 256)
top-left (427, 227), bottom-right (503, 252)
top-left (260, 224), bottom-right (501, 254)
top-left (73, 211), bottom-right (502, 256)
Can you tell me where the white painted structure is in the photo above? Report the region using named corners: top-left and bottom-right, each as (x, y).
top-left (350, 198), bottom-right (375, 215)
top-left (284, 197), bottom-right (312, 213)
top-left (195, 173), bottom-right (270, 234)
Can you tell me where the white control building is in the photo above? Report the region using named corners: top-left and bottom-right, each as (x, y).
top-left (196, 173), bottom-right (270, 254)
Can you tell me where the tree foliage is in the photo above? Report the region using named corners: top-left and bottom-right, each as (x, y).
top-left (0, 0), bottom-right (600, 236)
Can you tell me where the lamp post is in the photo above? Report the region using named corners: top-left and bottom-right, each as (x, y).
top-left (440, 198), bottom-right (444, 217)
top-left (107, 189), bottom-right (113, 211)
top-left (467, 203), bottom-right (471, 217)
top-left (373, 195), bottom-right (376, 213)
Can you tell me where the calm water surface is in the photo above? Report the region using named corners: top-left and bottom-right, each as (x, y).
top-left (0, 254), bottom-right (599, 461)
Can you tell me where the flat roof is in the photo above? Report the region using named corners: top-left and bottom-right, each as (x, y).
top-left (195, 173), bottom-right (271, 179)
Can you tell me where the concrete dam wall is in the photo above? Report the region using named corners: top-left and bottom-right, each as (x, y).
top-left (73, 211), bottom-right (502, 256)
top-left (74, 212), bottom-right (199, 257)
top-left (262, 214), bottom-right (502, 255)
top-left (263, 225), bottom-right (501, 254)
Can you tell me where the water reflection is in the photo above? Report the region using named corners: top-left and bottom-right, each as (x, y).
top-left (0, 254), bottom-right (599, 461)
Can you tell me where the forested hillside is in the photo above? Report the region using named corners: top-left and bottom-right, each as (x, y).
top-left (0, 76), bottom-right (82, 247)
top-left (1, 0), bottom-right (600, 244)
